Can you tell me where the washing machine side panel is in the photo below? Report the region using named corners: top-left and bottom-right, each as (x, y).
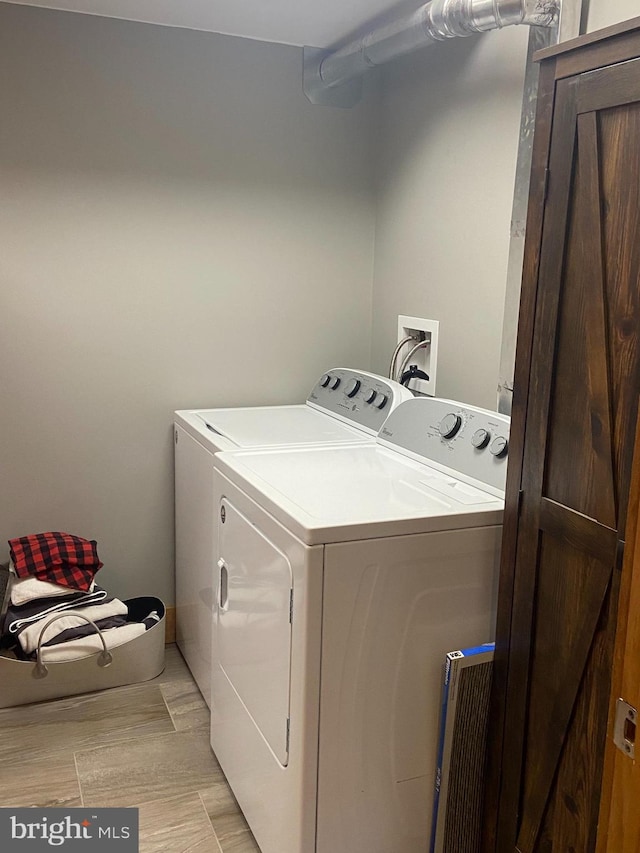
top-left (316, 526), bottom-right (502, 853)
top-left (174, 423), bottom-right (219, 707)
top-left (211, 471), bottom-right (324, 853)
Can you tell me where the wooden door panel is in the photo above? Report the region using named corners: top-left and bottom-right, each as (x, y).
top-left (538, 500), bottom-right (618, 563)
top-left (577, 56), bottom-right (640, 112)
top-left (498, 79), bottom-right (617, 849)
top-left (553, 29), bottom-right (640, 81)
top-left (517, 534), bottom-right (614, 852)
top-left (549, 574), bottom-right (618, 853)
top-left (544, 110), bottom-right (615, 526)
top-left (496, 80), bottom-right (580, 851)
top-left (597, 418), bottom-right (640, 852)
top-left (599, 105), bottom-right (640, 532)
top-left (537, 799), bottom-right (555, 853)
top-left (493, 50), bottom-right (640, 853)
top-left (483, 59), bottom-right (558, 853)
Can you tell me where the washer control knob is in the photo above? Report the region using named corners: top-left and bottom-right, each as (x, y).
top-left (364, 388), bottom-right (377, 405)
top-left (345, 378), bottom-right (361, 398)
top-left (375, 394), bottom-right (389, 410)
top-left (320, 374), bottom-right (331, 388)
top-left (490, 436), bottom-right (509, 458)
top-left (439, 413), bottom-right (462, 439)
top-left (472, 428), bottom-right (491, 449)
top-left (330, 376), bottom-right (341, 390)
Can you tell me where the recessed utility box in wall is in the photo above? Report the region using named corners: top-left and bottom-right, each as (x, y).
top-left (396, 315), bottom-right (439, 397)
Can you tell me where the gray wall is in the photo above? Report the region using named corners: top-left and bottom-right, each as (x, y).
top-left (369, 0), bottom-right (639, 410)
top-left (370, 27), bottom-right (528, 409)
top-left (1, 0), bottom-right (637, 606)
top-left (0, 4), bottom-right (375, 604)
top-left (588, 0), bottom-right (639, 31)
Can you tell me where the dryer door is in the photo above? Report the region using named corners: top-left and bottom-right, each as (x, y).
top-left (217, 497), bottom-right (293, 766)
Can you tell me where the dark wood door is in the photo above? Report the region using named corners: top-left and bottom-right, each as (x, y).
top-left (596, 416), bottom-right (640, 852)
top-left (488, 33), bottom-right (640, 853)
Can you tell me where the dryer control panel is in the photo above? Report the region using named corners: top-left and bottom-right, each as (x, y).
top-left (306, 368), bottom-right (414, 436)
top-left (378, 397), bottom-right (510, 494)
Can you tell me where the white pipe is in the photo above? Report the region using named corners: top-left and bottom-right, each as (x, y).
top-left (318, 0), bottom-right (559, 90)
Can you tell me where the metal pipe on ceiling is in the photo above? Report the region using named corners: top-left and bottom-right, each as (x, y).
top-left (304, 0), bottom-right (559, 105)
top-left (319, 0), bottom-right (558, 90)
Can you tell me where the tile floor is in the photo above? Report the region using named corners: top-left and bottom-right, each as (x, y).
top-left (0, 645), bottom-right (260, 852)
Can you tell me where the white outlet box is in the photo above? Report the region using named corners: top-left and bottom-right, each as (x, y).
top-left (396, 315), bottom-right (439, 396)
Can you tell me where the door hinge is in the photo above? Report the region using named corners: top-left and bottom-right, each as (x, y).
top-left (517, 489), bottom-right (524, 515)
top-left (286, 717), bottom-right (291, 752)
top-left (289, 588), bottom-right (294, 623)
top-left (614, 698), bottom-right (636, 758)
top-left (616, 539), bottom-right (625, 572)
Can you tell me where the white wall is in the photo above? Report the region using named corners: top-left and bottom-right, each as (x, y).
top-left (0, 4), bottom-right (375, 604)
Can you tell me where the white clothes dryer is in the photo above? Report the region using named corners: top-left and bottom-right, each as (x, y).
top-left (210, 396), bottom-right (510, 853)
top-left (173, 369), bottom-right (413, 705)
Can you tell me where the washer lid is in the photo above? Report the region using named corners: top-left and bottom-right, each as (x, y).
top-left (186, 404), bottom-right (368, 448)
top-left (214, 444), bottom-right (504, 546)
top-left (175, 368), bottom-right (413, 450)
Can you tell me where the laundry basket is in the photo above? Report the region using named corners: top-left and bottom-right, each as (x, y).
top-left (0, 596), bottom-right (166, 708)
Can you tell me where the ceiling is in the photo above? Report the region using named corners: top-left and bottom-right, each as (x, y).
top-left (0, 0), bottom-right (417, 48)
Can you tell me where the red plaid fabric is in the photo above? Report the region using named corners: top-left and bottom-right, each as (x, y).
top-left (8, 532), bottom-right (103, 592)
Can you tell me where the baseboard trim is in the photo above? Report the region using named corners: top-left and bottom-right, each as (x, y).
top-left (164, 606), bottom-right (176, 645)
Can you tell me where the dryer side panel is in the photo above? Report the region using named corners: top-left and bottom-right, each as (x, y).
top-left (317, 525), bottom-right (502, 853)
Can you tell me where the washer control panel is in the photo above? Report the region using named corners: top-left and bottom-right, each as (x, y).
top-left (307, 368), bottom-right (414, 435)
top-left (378, 396), bottom-right (510, 493)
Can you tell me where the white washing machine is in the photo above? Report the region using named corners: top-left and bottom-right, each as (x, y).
top-left (174, 369), bottom-right (413, 705)
top-left (210, 396), bottom-right (510, 853)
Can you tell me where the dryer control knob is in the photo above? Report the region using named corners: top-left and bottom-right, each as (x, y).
top-left (472, 428), bottom-right (491, 449)
top-left (320, 374), bottom-right (331, 388)
top-left (439, 413), bottom-right (462, 439)
top-left (364, 389), bottom-right (377, 405)
top-left (330, 376), bottom-right (341, 390)
top-left (345, 379), bottom-right (361, 398)
top-left (376, 394), bottom-right (388, 410)
top-left (490, 436), bottom-right (509, 458)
